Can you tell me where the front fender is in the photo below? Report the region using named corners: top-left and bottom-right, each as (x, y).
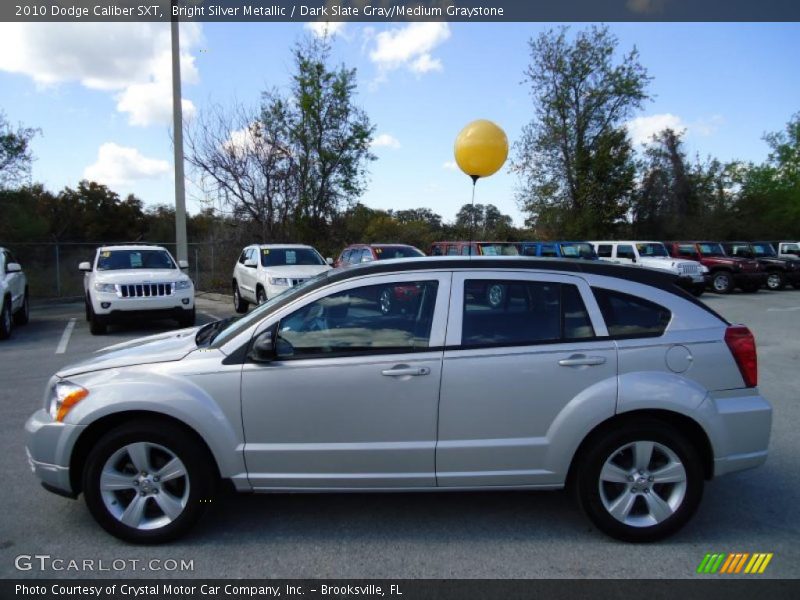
top-left (62, 366), bottom-right (245, 480)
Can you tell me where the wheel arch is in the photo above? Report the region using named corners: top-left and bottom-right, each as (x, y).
top-left (69, 410), bottom-right (223, 496)
top-left (566, 409), bottom-right (714, 490)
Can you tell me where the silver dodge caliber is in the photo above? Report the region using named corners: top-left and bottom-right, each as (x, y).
top-left (25, 257), bottom-right (771, 543)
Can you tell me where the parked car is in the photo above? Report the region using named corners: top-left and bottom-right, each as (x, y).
top-left (517, 241), bottom-right (598, 260)
top-left (335, 243), bottom-right (424, 268)
top-left (771, 241), bottom-right (800, 261)
top-left (429, 241), bottom-right (519, 256)
top-left (590, 241), bottom-right (707, 297)
top-left (26, 257), bottom-right (771, 543)
top-left (0, 246), bottom-right (30, 339)
top-left (720, 241), bottom-right (800, 291)
top-left (80, 245), bottom-right (194, 335)
top-left (232, 244), bottom-right (332, 313)
top-left (664, 242), bottom-right (766, 294)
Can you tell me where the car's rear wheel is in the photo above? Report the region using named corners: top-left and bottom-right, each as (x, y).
top-left (13, 290), bottom-right (29, 325)
top-left (575, 419), bottom-right (703, 542)
top-left (232, 281), bottom-right (248, 314)
top-left (0, 298), bottom-right (12, 340)
top-left (256, 287), bottom-right (267, 305)
top-left (378, 287), bottom-right (394, 315)
top-left (82, 419), bottom-right (215, 544)
top-left (711, 271), bottom-right (733, 294)
top-left (765, 271), bottom-right (785, 291)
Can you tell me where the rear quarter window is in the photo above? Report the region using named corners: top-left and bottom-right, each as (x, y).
top-left (592, 288), bottom-right (672, 338)
top-left (596, 245), bottom-right (613, 258)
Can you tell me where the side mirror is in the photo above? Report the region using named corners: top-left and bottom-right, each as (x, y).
top-left (248, 330), bottom-right (275, 363)
top-left (631, 257), bottom-right (637, 263)
top-left (178, 259), bottom-right (189, 269)
top-left (244, 259), bottom-right (258, 268)
top-left (326, 257), bottom-right (334, 265)
top-left (6, 262), bottom-right (22, 273)
top-left (79, 261), bottom-right (92, 272)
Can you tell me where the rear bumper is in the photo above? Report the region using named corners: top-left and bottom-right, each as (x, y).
top-left (699, 390), bottom-right (772, 478)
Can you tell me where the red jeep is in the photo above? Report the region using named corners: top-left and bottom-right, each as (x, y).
top-left (664, 241), bottom-right (765, 294)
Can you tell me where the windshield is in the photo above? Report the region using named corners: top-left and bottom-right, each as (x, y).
top-left (698, 243), bottom-right (725, 257)
top-left (751, 243), bottom-right (776, 257)
top-left (97, 249), bottom-right (176, 271)
top-left (210, 271), bottom-right (331, 347)
top-left (479, 243), bottom-right (519, 256)
top-left (636, 243), bottom-right (669, 257)
top-left (374, 246), bottom-right (425, 259)
top-left (560, 243), bottom-right (597, 259)
top-left (260, 247), bottom-right (325, 267)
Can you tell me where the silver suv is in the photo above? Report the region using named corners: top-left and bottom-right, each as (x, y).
top-left (25, 258), bottom-right (771, 543)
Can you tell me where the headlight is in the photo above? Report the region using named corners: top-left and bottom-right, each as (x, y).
top-left (175, 279), bottom-right (192, 290)
top-left (94, 282), bottom-right (116, 293)
top-left (269, 277), bottom-right (289, 286)
top-left (48, 381), bottom-right (89, 422)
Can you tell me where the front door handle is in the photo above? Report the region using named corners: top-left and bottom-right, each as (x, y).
top-left (381, 366), bottom-right (431, 377)
top-left (558, 354), bottom-right (606, 367)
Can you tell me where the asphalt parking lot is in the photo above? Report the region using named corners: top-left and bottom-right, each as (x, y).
top-left (0, 290), bottom-right (798, 579)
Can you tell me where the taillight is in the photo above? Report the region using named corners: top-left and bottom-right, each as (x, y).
top-left (725, 326), bottom-right (758, 388)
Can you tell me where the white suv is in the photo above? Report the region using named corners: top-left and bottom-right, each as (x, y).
top-left (80, 245), bottom-right (195, 335)
top-left (232, 244), bottom-right (332, 312)
top-left (0, 247), bottom-right (29, 339)
top-left (590, 241), bottom-right (708, 296)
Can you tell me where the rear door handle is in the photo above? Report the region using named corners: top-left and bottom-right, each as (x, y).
top-left (381, 366), bottom-right (431, 377)
top-left (558, 354), bottom-right (606, 367)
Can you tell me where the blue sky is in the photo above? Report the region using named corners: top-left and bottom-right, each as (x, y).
top-left (0, 22), bottom-right (798, 226)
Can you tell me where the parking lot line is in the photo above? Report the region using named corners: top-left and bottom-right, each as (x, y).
top-left (55, 318), bottom-right (76, 354)
top-left (202, 312), bottom-right (222, 321)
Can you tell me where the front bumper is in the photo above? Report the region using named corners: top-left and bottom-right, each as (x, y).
top-left (25, 409), bottom-right (83, 498)
top-left (91, 289), bottom-right (194, 317)
top-left (699, 390), bottom-right (772, 478)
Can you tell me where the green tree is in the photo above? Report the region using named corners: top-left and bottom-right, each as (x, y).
top-left (0, 112), bottom-right (38, 189)
top-left (513, 25), bottom-right (650, 238)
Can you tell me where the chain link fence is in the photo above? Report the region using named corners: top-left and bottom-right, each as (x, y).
top-left (6, 242), bottom-right (242, 300)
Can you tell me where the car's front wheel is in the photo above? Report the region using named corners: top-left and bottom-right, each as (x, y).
top-left (711, 271), bottom-right (733, 294)
top-left (765, 271), bottom-right (785, 291)
top-left (575, 418), bottom-right (703, 542)
top-left (88, 304), bottom-right (107, 335)
top-left (13, 290), bottom-right (29, 325)
top-left (0, 297), bottom-right (12, 340)
top-left (82, 419), bottom-right (215, 544)
top-left (232, 281), bottom-right (248, 314)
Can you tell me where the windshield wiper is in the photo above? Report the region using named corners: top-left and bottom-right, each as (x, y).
top-left (195, 316), bottom-right (237, 346)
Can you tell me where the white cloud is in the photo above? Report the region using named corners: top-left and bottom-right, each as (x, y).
top-left (693, 114), bottom-right (725, 137)
top-left (371, 133), bottom-right (401, 149)
top-left (84, 143), bottom-right (170, 186)
top-left (305, 22), bottom-right (348, 38)
top-left (0, 22), bottom-right (201, 127)
top-left (442, 161), bottom-right (458, 170)
top-left (369, 23), bottom-right (451, 77)
top-left (626, 113), bottom-right (686, 145)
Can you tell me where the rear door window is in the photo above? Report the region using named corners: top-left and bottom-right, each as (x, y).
top-left (592, 288), bottom-right (671, 338)
top-left (616, 245), bottom-right (635, 260)
top-left (461, 280), bottom-right (595, 347)
top-left (596, 245), bottom-right (613, 258)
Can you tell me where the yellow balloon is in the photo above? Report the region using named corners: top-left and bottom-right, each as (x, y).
top-left (454, 119), bottom-right (509, 179)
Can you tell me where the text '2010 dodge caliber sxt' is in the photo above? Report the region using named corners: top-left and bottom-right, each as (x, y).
top-left (25, 257), bottom-right (771, 543)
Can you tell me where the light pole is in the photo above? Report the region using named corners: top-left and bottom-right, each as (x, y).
top-left (171, 4), bottom-right (188, 265)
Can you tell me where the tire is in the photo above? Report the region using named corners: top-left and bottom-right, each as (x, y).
top-left (85, 297), bottom-right (91, 322)
top-left (691, 287), bottom-right (705, 298)
top-left (765, 271), bottom-right (786, 291)
top-left (575, 418), bottom-right (703, 543)
top-left (0, 298), bottom-right (12, 340)
top-left (82, 418), bottom-right (215, 544)
top-left (711, 271), bottom-right (734, 294)
top-left (232, 282), bottom-right (248, 314)
top-left (177, 307), bottom-right (196, 328)
top-left (89, 305), bottom-right (107, 335)
top-left (13, 290), bottom-right (29, 325)
top-left (256, 287), bottom-right (267, 305)
top-left (378, 287), bottom-right (394, 315)
top-left (486, 283), bottom-right (505, 308)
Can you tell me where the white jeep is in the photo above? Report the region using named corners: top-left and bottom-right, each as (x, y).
top-left (0, 246), bottom-right (30, 339)
top-left (80, 245), bottom-right (195, 335)
top-left (590, 241), bottom-right (708, 296)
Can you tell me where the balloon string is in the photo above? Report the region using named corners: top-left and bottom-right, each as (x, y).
top-left (469, 177), bottom-right (477, 257)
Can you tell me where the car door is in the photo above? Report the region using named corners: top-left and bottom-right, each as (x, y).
top-left (240, 272), bottom-right (451, 489)
top-left (436, 271), bottom-right (617, 487)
